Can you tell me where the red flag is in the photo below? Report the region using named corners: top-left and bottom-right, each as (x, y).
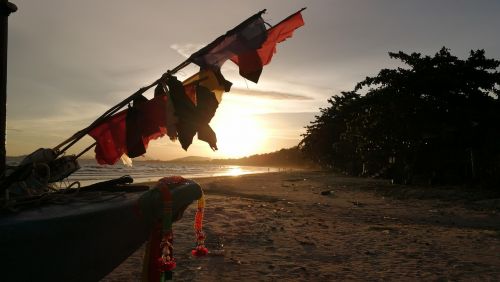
top-left (88, 95), bottom-right (169, 165)
top-left (89, 110), bottom-right (127, 165)
top-left (231, 11), bottom-right (305, 83)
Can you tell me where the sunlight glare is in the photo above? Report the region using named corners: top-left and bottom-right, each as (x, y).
top-left (211, 110), bottom-right (265, 158)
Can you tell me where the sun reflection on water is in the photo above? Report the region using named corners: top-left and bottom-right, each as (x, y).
top-left (225, 166), bottom-right (244, 176)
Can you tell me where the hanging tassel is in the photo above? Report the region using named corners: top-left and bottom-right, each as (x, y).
top-left (142, 176), bottom-right (207, 281)
top-left (143, 176), bottom-right (187, 282)
top-left (192, 193), bottom-right (209, 256)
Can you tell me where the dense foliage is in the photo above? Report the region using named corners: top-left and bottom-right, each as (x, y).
top-left (299, 48), bottom-right (500, 186)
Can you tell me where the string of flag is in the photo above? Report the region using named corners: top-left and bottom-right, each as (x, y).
top-left (85, 8), bottom-right (305, 164)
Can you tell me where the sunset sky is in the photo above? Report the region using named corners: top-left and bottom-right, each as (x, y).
top-left (6, 0), bottom-right (500, 161)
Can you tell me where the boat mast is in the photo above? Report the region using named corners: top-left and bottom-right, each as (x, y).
top-left (0, 0), bottom-right (16, 174)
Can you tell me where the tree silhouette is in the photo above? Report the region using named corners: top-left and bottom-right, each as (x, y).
top-left (300, 48), bottom-right (500, 186)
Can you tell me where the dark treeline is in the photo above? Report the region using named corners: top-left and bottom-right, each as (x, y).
top-left (211, 147), bottom-right (312, 168)
top-left (299, 48), bottom-right (500, 187)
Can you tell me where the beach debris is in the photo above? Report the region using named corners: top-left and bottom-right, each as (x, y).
top-left (291, 266), bottom-right (308, 273)
top-left (285, 178), bottom-right (307, 182)
top-left (229, 258), bottom-right (243, 265)
top-left (350, 201), bottom-right (365, 207)
top-left (318, 222), bottom-right (328, 228)
top-left (320, 190), bottom-right (335, 196)
top-left (482, 230), bottom-right (498, 237)
top-left (296, 238), bottom-right (316, 246)
top-left (364, 250), bottom-right (377, 256)
top-left (209, 249), bottom-right (225, 256)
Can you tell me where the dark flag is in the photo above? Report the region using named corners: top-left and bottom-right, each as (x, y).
top-left (231, 10), bottom-right (305, 83)
top-left (168, 69), bottom-right (231, 151)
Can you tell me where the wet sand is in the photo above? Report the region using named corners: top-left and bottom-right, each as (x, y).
top-left (103, 171), bottom-right (500, 281)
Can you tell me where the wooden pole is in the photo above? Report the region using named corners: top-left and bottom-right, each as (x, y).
top-left (0, 1), bottom-right (16, 175)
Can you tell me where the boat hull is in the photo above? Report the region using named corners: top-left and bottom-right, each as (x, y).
top-left (0, 180), bottom-right (202, 282)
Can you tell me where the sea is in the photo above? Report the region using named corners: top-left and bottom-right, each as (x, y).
top-left (64, 159), bottom-right (279, 186)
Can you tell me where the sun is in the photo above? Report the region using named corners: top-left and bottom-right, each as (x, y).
top-left (211, 112), bottom-right (265, 158)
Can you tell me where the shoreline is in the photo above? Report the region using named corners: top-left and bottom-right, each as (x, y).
top-left (104, 170), bottom-right (500, 281)
top-left (69, 162), bottom-right (301, 187)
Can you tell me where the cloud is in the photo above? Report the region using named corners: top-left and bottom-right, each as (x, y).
top-left (170, 43), bottom-right (205, 58)
top-left (231, 88), bottom-right (314, 100)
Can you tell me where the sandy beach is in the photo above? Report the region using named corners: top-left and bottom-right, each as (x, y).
top-left (103, 171), bottom-right (500, 281)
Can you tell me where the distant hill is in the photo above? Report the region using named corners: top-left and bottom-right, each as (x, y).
top-left (168, 156), bottom-right (212, 163)
top-left (164, 147), bottom-right (312, 168)
top-left (211, 146), bottom-right (313, 168)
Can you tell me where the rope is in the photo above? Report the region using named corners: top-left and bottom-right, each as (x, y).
top-left (1, 164), bottom-right (130, 211)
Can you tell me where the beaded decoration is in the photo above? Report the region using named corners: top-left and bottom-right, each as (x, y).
top-left (157, 178), bottom-right (176, 278)
top-left (191, 193), bottom-right (209, 256)
top-left (142, 176), bottom-right (207, 282)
